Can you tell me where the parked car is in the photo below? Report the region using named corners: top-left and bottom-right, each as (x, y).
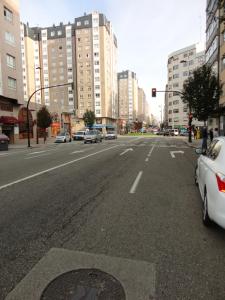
top-left (105, 131), bottom-right (117, 139)
top-left (55, 132), bottom-right (71, 143)
top-left (73, 130), bottom-right (87, 141)
top-left (163, 129), bottom-right (170, 136)
top-left (170, 129), bottom-right (179, 136)
top-left (84, 130), bottom-right (102, 143)
top-left (195, 137), bottom-right (225, 229)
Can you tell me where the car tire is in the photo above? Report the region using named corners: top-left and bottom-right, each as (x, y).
top-left (64, 139), bottom-right (66, 143)
top-left (84, 141), bottom-right (86, 144)
top-left (202, 190), bottom-right (212, 227)
top-left (194, 165), bottom-right (198, 186)
top-left (69, 138), bottom-right (71, 142)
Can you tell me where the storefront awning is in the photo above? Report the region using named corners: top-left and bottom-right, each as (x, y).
top-left (0, 116), bottom-right (19, 124)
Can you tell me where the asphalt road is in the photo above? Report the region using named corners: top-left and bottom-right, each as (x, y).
top-left (1, 136), bottom-right (225, 299)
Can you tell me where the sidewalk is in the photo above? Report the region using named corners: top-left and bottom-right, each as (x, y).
top-left (185, 138), bottom-right (202, 149)
top-left (8, 137), bottom-right (56, 150)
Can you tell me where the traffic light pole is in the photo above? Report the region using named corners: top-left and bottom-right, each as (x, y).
top-left (152, 89), bottom-right (192, 143)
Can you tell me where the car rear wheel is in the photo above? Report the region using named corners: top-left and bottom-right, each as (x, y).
top-left (202, 190), bottom-right (212, 226)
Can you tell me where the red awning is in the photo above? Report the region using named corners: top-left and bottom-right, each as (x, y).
top-left (0, 116), bottom-right (18, 124)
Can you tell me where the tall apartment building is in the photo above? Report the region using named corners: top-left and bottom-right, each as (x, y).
top-left (21, 12), bottom-right (118, 136)
top-left (118, 70), bottom-right (138, 124)
top-left (74, 12), bottom-right (118, 131)
top-left (164, 84), bottom-right (169, 126)
top-left (138, 87), bottom-right (145, 122)
top-left (166, 44), bottom-right (205, 129)
top-left (0, 0), bottom-right (23, 143)
top-left (21, 22), bottom-right (75, 137)
top-left (206, 0), bottom-right (225, 134)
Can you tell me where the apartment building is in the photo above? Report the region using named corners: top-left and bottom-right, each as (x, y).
top-left (21, 22), bottom-right (75, 137)
top-left (74, 12), bottom-right (118, 132)
top-left (164, 84), bottom-right (169, 126)
top-left (166, 44), bottom-right (205, 129)
top-left (118, 70), bottom-right (138, 124)
top-left (0, 0), bottom-right (23, 143)
top-left (206, 0), bottom-right (225, 134)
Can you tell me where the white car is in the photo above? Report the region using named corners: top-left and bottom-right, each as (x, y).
top-left (105, 131), bottom-right (117, 139)
top-left (195, 137), bottom-right (225, 229)
top-left (55, 132), bottom-right (71, 143)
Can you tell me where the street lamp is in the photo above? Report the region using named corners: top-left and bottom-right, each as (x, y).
top-left (26, 82), bottom-right (74, 148)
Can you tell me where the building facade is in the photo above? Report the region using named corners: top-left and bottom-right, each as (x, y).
top-left (0, 0), bottom-right (23, 143)
top-left (118, 70), bottom-right (138, 124)
top-left (21, 12), bottom-right (118, 136)
top-left (166, 44), bottom-right (205, 129)
top-left (206, 0), bottom-right (225, 134)
top-left (74, 12), bottom-right (118, 132)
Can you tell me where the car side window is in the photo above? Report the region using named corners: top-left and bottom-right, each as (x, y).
top-left (210, 141), bottom-right (222, 160)
top-left (207, 140), bottom-right (222, 160)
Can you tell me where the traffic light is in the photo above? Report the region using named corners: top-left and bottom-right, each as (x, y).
top-left (152, 88), bottom-right (157, 97)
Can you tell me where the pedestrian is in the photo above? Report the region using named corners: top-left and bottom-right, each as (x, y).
top-left (202, 127), bottom-right (208, 154)
top-left (214, 128), bottom-right (219, 138)
top-left (209, 128), bottom-right (214, 142)
top-left (193, 128), bottom-right (197, 140)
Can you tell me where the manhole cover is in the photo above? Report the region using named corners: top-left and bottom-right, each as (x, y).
top-left (40, 268), bottom-right (126, 300)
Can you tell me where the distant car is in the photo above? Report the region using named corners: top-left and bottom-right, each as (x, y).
top-left (55, 132), bottom-right (71, 143)
top-left (105, 131), bottom-right (117, 139)
top-left (163, 130), bottom-right (170, 136)
top-left (84, 130), bottom-right (102, 143)
top-left (170, 129), bottom-right (179, 136)
top-left (140, 128), bottom-right (147, 133)
top-left (73, 131), bottom-right (87, 140)
top-left (195, 137), bottom-right (225, 229)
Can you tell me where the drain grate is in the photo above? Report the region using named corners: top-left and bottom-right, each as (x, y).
top-left (40, 268), bottom-right (126, 300)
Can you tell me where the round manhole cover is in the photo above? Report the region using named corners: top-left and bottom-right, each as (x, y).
top-left (40, 268), bottom-right (126, 300)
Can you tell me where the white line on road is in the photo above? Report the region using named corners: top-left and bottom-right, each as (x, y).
top-left (147, 145), bottom-right (155, 157)
top-left (170, 150), bottom-right (184, 158)
top-left (145, 158), bottom-right (149, 162)
top-left (24, 153), bottom-right (52, 160)
top-left (0, 145), bottom-right (119, 191)
top-left (70, 150), bottom-right (85, 154)
top-left (120, 148), bottom-right (133, 156)
top-left (129, 171), bottom-right (143, 194)
top-left (28, 150), bottom-right (46, 155)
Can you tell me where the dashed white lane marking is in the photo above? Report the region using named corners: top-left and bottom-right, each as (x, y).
top-left (145, 158), bottom-right (149, 162)
top-left (24, 153), bottom-right (52, 160)
top-left (70, 150), bottom-right (85, 154)
top-left (0, 145), bottom-right (119, 191)
top-left (147, 145), bottom-right (155, 157)
top-left (130, 171), bottom-right (143, 194)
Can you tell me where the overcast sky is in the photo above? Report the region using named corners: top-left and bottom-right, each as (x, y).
top-left (20, 0), bottom-right (206, 120)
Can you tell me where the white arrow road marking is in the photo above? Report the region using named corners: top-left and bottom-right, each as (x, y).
top-left (130, 171), bottom-right (143, 194)
top-left (170, 150), bottom-right (184, 158)
top-left (70, 150), bottom-right (85, 154)
top-left (120, 148), bottom-right (133, 156)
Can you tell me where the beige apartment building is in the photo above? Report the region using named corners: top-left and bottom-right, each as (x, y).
top-left (166, 44), bottom-right (205, 129)
top-left (0, 0), bottom-right (23, 143)
top-left (21, 12), bottom-right (118, 137)
top-left (74, 12), bottom-right (118, 132)
top-left (21, 22), bottom-right (75, 138)
top-left (118, 70), bottom-right (138, 125)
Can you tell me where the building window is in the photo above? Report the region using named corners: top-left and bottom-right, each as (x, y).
top-left (173, 109), bottom-right (179, 113)
top-left (77, 21), bottom-right (81, 26)
top-left (5, 31), bottom-right (15, 45)
top-left (58, 30), bottom-right (62, 36)
top-left (169, 110), bottom-right (172, 114)
top-left (4, 7), bottom-right (13, 22)
top-left (6, 54), bottom-right (16, 68)
top-left (51, 31), bottom-right (55, 37)
top-left (173, 74), bottom-right (179, 79)
top-left (95, 102), bottom-right (100, 106)
top-left (8, 77), bottom-right (16, 89)
top-left (84, 20), bottom-right (89, 25)
top-left (95, 93), bottom-right (100, 97)
top-left (96, 110), bottom-right (101, 114)
top-left (173, 65), bottom-right (179, 70)
top-left (173, 100), bottom-right (179, 105)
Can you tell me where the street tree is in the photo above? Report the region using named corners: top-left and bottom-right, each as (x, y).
top-left (37, 106), bottom-right (52, 143)
top-left (83, 110), bottom-right (95, 129)
top-left (181, 64), bottom-right (221, 125)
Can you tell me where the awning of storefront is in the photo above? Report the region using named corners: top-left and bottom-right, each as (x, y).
top-left (0, 116), bottom-right (19, 124)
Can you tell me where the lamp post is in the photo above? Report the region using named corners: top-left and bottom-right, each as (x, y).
top-left (27, 82), bottom-right (74, 148)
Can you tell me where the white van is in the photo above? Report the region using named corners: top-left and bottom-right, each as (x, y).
top-left (171, 129), bottom-right (179, 136)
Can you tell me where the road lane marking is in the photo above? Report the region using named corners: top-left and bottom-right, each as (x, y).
top-left (170, 150), bottom-right (184, 158)
top-left (70, 150), bottom-right (85, 154)
top-left (24, 153), bottom-right (52, 160)
top-left (28, 150), bottom-right (47, 155)
top-left (130, 171), bottom-right (143, 194)
top-left (0, 145), bottom-right (119, 191)
top-left (147, 145), bottom-right (155, 157)
top-left (145, 158), bottom-right (149, 162)
top-left (120, 148), bottom-right (133, 156)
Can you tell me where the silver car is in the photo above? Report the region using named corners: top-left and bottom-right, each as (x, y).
top-left (84, 130), bottom-right (102, 143)
top-left (105, 131), bottom-right (117, 140)
top-left (55, 132), bottom-right (71, 143)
